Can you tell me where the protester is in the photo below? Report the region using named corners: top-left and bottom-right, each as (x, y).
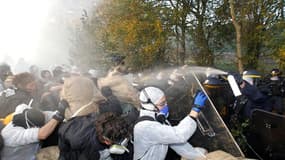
top-left (57, 76), bottom-right (132, 160)
top-left (0, 122), bottom-right (4, 159)
top-left (266, 68), bottom-right (284, 114)
top-left (100, 86), bottom-right (123, 115)
top-left (1, 100), bottom-right (67, 160)
top-left (202, 76), bottom-right (232, 123)
top-left (58, 112), bottom-right (131, 160)
top-left (40, 70), bottom-right (53, 84)
top-left (0, 63), bottom-right (12, 92)
top-left (0, 72), bottom-right (38, 118)
top-left (133, 86), bottom-right (207, 160)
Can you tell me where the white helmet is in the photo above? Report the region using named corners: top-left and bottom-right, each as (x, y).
top-left (139, 86), bottom-right (165, 111)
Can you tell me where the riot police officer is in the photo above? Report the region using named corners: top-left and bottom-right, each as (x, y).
top-left (264, 69), bottom-right (284, 114)
top-left (203, 75), bottom-right (233, 124)
top-left (239, 70), bottom-right (272, 118)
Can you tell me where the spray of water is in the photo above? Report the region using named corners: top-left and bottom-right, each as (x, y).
top-left (131, 65), bottom-right (227, 88)
top-left (0, 0), bottom-right (101, 71)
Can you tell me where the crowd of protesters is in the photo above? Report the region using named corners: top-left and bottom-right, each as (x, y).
top-left (0, 63), bottom-right (209, 160)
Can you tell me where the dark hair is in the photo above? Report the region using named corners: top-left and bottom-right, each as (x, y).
top-left (13, 72), bottom-right (35, 89)
top-left (95, 112), bottom-right (129, 144)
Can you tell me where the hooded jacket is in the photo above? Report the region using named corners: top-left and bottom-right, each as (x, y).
top-left (61, 76), bottom-right (105, 119)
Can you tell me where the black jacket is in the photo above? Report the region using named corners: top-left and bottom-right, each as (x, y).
top-left (0, 88), bottom-right (35, 118)
top-left (58, 113), bottom-right (106, 160)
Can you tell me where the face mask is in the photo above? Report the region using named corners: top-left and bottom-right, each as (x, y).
top-left (159, 104), bottom-right (169, 118)
top-left (155, 104), bottom-right (169, 124)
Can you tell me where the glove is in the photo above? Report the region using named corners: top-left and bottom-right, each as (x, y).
top-left (53, 99), bottom-right (69, 122)
top-left (192, 91), bottom-right (207, 113)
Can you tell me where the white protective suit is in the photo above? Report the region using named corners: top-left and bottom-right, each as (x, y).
top-left (133, 109), bottom-right (206, 160)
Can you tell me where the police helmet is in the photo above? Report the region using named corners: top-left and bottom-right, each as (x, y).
top-left (203, 77), bottom-right (224, 89)
top-left (271, 68), bottom-right (282, 77)
top-left (242, 70), bottom-right (261, 85)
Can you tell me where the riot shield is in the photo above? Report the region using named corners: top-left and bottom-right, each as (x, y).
top-left (248, 109), bottom-right (285, 159)
top-left (187, 71), bottom-right (243, 157)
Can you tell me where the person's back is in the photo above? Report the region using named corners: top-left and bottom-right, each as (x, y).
top-left (1, 105), bottom-right (46, 160)
top-left (58, 112), bottom-right (132, 160)
top-left (1, 100), bottom-right (67, 160)
top-left (58, 113), bottom-right (104, 160)
top-left (1, 142), bottom-right (40, 160)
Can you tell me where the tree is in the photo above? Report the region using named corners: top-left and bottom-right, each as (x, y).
top-left (229, 0), bottom-right (243, 72)
top-left (91, 0), bottom-right (170, 71)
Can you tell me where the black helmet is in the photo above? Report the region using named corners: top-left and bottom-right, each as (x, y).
top-left (242, 70), bottom-right (261, 85)
top-left (242, 70), bottom-right (261, 78)
top-left (203, 77), bottom-right (224, 88)
top-left (271, 68), bottom-right (282, 77)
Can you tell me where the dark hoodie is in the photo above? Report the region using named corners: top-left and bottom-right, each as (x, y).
top-left (58, 113), bottom-right (106, 160)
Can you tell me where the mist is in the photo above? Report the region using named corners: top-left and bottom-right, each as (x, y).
top-left (0, 0), bottom-right (98, 72)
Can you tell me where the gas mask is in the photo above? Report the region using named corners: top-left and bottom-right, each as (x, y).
top-left (108, 138), bottom-right (130, 155)
top-left (155, 104), bottom-right (169, 124)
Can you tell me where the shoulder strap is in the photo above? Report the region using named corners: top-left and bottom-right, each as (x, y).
top-left (135, 116), bottom-right (155, 125)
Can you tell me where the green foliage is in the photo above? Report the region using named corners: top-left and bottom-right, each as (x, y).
top-left (230, 119), bottom-right (250, 152)
top-left (68, 0), bottom-right (285, 72)
top-left (265, 21), bottom-right (285, 69)
top-left (90, 0), bottom-right (170, 71)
